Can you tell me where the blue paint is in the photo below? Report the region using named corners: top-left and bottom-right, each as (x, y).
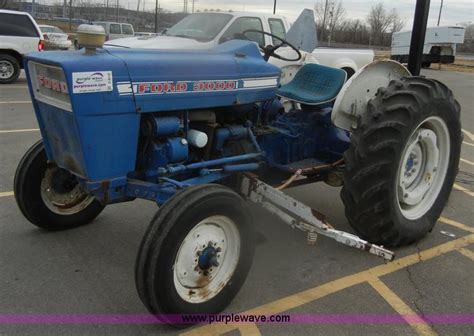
top-left (146, 116), bottom-right (181, 137)
top-left (214, 126), bottom-right (249, 153)
top-left (165, 138), bottom-right (188, 163)
top-left (24, 39), bottom-right (349, 207)
top-left (258, 108), bottom-right (350, 168)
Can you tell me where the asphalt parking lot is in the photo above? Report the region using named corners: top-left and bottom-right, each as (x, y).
top-left (0, 69), bottom-right (473, 336)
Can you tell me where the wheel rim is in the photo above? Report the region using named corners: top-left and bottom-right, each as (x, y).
top-left (0, 60), bottom-right (15, 80)
top-left (173, 215), bottom-right (240, 303)
top-left (396, 116), bottom-right (450, 220)
top-left (40, 167), bottom-right (95, 215)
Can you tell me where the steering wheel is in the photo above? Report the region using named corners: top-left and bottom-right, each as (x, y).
top-left (242, 30), bottom-right (302, 62)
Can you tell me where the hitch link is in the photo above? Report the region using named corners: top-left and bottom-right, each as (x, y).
top-left (240, 175), bottom-right (394, 261)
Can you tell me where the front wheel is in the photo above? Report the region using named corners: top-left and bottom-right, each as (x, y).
top-left (135, 184), bottom-right (255, 323)
top-left (0, 54), bottom-right (21, 84)
top-left (14, 140), bottom-right (105, 230)
top-left (341, 77), bottom-right (461, 246)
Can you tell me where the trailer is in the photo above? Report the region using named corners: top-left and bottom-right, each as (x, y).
top-left (391, 26), bottom-right (465, 67)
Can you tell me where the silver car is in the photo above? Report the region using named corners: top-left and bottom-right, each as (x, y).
top-left (39, 25), bottom-right (72, 50)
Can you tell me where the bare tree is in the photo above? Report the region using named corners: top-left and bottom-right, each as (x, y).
top-left (389, 9), bottom-right (405, 33)
top-left (367, 3), bottom-right (404, 45)
top-left (0, 0), bottom-right (13, 9)
top-left (314, 0), bottom-right (345, 44)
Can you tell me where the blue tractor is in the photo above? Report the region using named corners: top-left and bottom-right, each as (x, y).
top-left (15, 27), bottom-right (461, 321)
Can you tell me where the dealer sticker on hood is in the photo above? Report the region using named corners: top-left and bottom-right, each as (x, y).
top-left (72, 71), bottom-right (113, 94)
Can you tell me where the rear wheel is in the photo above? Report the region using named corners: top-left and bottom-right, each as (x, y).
top-left (0, 53), bottom-right (20, 84)
top-left (341, 77), bottom-right (461, 246)
top-left (135, 184), bottom-right (255, 324)
top-left (14, 140), bottom-right (105, 230)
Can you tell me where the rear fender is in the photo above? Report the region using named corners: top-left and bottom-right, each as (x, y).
top-left (331, 60), bottom-right (410, 131)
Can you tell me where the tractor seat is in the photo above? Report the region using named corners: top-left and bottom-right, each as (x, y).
top-left (277, 64), bottom-right (347, 105)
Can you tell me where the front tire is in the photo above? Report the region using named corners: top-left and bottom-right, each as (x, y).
top-left (341, 77), bottom-right (461, 246)
top-left (135, 184), bottom-right (255, 323)
top-left (14, 140), bottom-right (105, 230)
top-left (0, 54), bottom-right (20, 84)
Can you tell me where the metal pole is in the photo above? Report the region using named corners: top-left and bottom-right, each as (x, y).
top-left (154, 0), bottom-right (158, 33)
top-left (437, 0), bottom-right (443, 26)
top-left (116, 0), bottom-right (119, 21)
top-left (106, 0), bottom-right (109, 20)
top-left (32, 0), bottom-right (36, 17)
top-left (407, 0), bottom-right (430, 75)
top-left (320, 0), bottom-right (329, 43)
top-left (68, 0), bottom-right (72, 30)
top-left (273, 0), bottom-right (276, 14)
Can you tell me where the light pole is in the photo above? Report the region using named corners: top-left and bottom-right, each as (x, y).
top-left (437, 0), bottom-right (443, 26)
top-left (273, 0), bottom-right (276, 14)
top-left (68, 0), bottom-right (72, 31)
top-left (155, 0), bottom-right (159, 33)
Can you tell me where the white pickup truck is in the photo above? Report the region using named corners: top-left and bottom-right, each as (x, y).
top-left (106, 11), bottom-right (374, 81)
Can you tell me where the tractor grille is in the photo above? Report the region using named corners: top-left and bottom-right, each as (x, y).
top-left (27, 61), bottom-right (87, 177)
top-left (28, 61), bottom-right (71, 111)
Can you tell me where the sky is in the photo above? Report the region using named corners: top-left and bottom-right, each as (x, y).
top-left (144, 0), bottom-right (473, 29)
top-left (37, 0), bottom-right (473, 29)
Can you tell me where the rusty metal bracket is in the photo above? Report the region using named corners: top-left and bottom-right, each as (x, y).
top-left (240, 174), bottom-right (395, 261)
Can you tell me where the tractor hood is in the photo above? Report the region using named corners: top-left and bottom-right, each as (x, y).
top-left (23, 40), bottom-right (280, 180)
top-left (105, 34), bottom-right (212, 50)
top-left (25, 40), bottom-right (281, 115)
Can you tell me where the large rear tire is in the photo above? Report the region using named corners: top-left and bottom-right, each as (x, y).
top-left (135, 184), bottom-right (255, 324)
top-left (14, 140), bottom-right (105, 230)
top-left (341, 77), bottom-right (461, 246)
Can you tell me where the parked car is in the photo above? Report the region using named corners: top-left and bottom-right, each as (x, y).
top-left (0, 9), bottom-right (44, 83)
top-left (106, 11), bottom-right (373, 79)
top-left (39, 25), bottom-right (72, 50)
top-left (92, 21), bottom-right (134, 41)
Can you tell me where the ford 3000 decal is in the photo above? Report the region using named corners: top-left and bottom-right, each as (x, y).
top-left (116, 77), bottom-right (279, 96)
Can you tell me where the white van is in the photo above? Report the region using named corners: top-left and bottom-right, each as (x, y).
top-left (92, 22), bottom-right (134, 41)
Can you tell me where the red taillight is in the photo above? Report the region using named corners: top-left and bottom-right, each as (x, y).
top-left (105, 35), bottom-right (109, 41)
top-left (38, 40), bottom-right (45, 51)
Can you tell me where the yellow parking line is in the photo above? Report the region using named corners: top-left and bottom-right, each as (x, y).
top-left (463, 141), bottom-right (474, 147)
top-left (368, 277), bottom-right (437, 336)
top-left (462, 129), bottom-right (474, 142)
top-left (0, 191), bottom-right (14, 197)
top-left (0, 85), bottom-right (28, 89)
top-left (439, 217), bottom-right (474, 234)
top-left (237, 323), bottom-right (262, 336)
top-left (458, 248), bottom-right (474, 261)
top-left (0, 101), bottom-right (31, 104)
top-left (0, 128), bottom-right (39, 134)
top-left (453, 183), bottom-right (474, 197)
top-left (181, 232), bottom-right (474, 336)
top-left (460, 158), bottom-right (474, 166)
